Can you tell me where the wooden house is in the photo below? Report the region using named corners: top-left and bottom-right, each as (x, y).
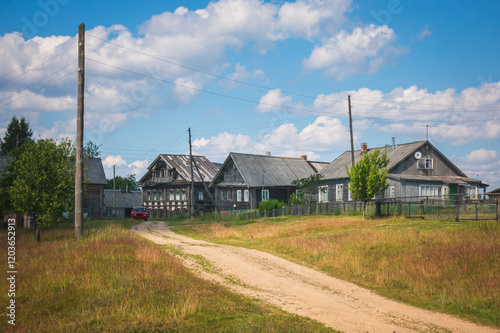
top-left (103, 189), bottom-right (142, 218)
top-left (319, 140), bottom-right (488, 202)
top-left (83, 157), bottom-right (107, 218)
top-left (210, 152), bottom-right (327, 211)
top-left (138, 154), bottom-right (219, 218)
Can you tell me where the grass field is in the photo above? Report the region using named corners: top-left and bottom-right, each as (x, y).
top-left (0, 219), bottom-right (335, 333)
top-left (174, 215), bottom-right (500, 328)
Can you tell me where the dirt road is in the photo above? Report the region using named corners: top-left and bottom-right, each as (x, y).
top-left (132, 221), bottom-right (498, 333)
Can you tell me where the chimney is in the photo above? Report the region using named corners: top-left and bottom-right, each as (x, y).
top-left (300, 155), bottom-right (307, 160)
top-left (360, 142), bottom-right (367, 155)
top-left (392, 137), bottom-right (396, 150)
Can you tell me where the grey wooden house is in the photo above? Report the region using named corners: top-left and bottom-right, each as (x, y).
top-left (83, 158), bottom-right (107, 218)
top-left (138, 154), bottom-right (219, 218)
top-left (210, 152), bottom-right (327, 211)
top-left (319, 140), bottom-right (488, 202)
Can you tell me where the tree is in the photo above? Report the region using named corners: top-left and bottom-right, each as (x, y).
top-left (71, 140), bottom-right (102, 158)
top-left (10, 138), bottom-right (75, 241)
top-left (0, 116), bottom-right (33, 154)
top-left (292, 173), bottom-right (325, 205)
top-left (346, 150), bottom-right (389, 216)
top-left (105, 174), bottom-right (140, 191)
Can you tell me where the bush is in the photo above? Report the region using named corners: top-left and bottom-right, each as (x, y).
top-left (258, 199), bottom-right (285, 212)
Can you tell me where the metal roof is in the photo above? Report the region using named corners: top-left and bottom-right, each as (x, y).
top-left (211, 152), bottom-right (321, 188)
top-left (103, 189), bottom-right (142, 208)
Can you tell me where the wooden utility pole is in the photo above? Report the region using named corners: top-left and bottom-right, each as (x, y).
top-left (188, 128), bottom-right (195, 216)
top-left (348, 95), bottom-right (355, 166)
top-left (75, 23), bottom-right (85, 241)
top-left (113, 165), bottom-right (116, 215)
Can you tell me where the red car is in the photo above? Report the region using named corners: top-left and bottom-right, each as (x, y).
top-left (131, 206), bottom-right (148, 221)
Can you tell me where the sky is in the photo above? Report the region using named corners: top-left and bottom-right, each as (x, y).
top-left (0, 0), bottom-right (499, 190)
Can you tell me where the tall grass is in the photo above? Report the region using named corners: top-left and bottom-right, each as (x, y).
top-left (0, 220), bottom-right (334, 332)
top-left (176, 216), bottom-right (500, 327)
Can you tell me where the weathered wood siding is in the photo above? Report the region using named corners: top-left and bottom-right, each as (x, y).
top-left (391, 144), bottom-right (460, 177)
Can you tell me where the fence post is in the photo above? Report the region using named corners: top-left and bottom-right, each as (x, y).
top-left (282, 206), bottom-right (285, 216)
top-left (375, 201), bottom-right (382, 217)
top-left (245, 212), bottom-right (249, 220)
top-left (398, 201), bottom-right (402, 216)
top-left (455, 203), bottom-right (460, 222)
top-left (475, 203), bottom-right (478, 221)
top-left (497, 198), bottom-right (499, 222)
top-left (272, 209), bottom-right (276, 217)
top-left (420, 200), bottom-right (424, 218)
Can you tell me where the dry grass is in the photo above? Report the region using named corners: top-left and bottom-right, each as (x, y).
top-left (0, 220), bottom-right (335, 332)
top-left (179, 216), bottom-right (500, 327)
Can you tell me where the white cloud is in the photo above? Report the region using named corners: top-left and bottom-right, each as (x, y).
top-left (220, 63), bottom-right (265, 90)
top-left (257, 89), bottom-right (293, 113)
top-left (128, 159), bottom-right (149, 177)
top-left (464, 149), bottom-right (497, 163)
top-left (303, 24), bottom-right (405, 79)
top-left (418, 24), bottom-right (432, 41)
top-left (103, 155), bottom-right (128, 168)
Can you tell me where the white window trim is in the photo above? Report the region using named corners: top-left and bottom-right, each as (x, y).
top-left (262, 189), bottom-right (269, 201)
top-left (318, 186), bottom-right (328, 202)
top-left (244, 189), bottom-right (249, 202)
top-left (418, 158), bottom-right (434, 170)
top-left (237, 190), bottom-right (242, 202)
top-left (390, 186), bottom-right (396, 198)
top-left (336, 184), bottom-right (343, 202)
top-left (419, 185), bottom-right (441, 198)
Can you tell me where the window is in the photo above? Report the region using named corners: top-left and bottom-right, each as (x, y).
top-left (418, 158), bottom-right (433, 170)
top-left (220, 190), bottom-right (225, 201)
top-left (318, 186), bottom-right (328, 202)
top-left (198, 192), bottom-right (203, 201)
top-left (147, 192), bottom-right (151, 201)
top-left (181, 192), bottom-right (186, 201)
top-left (348, 189), bottom-right (352, 201)
top-left (390, 186), bottom-right (396, 198)
top-left (153, 192), bottom-right (157, 201)
top-left (160, 169), bottom-right (166, 177)
top-left (159, 192), bottom-right (163, 201)
top-left (227, 191), bottom-right (231, 201)
top-left (169, 192), bottom-right (174, 201)
top-left (175, 192), bottom-right (180, 201)
top-left (262, 190), bottom-right (269, 201)
top-left (244, 190), bottom-right (249, 202)
top-left (336, 184), bottom-right (343, 201)
top-left (420, 185), bottom-right (441, 198)
top-left (465, 186), bottom-right (478, 199)
top-left (237, 190), bottom-right (242, 202)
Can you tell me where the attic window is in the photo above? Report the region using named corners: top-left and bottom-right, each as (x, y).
top-left (417, 158), bottom-right (433, 170)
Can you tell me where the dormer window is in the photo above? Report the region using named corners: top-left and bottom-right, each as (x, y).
top-left (418, 158), bottom-right (433, 170)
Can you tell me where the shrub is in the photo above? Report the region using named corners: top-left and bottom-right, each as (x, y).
top-left (258, 199), bottom-right (285, 212)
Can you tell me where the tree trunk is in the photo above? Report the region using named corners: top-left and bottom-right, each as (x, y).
top-left (363, 202), bottom-right (367, 220)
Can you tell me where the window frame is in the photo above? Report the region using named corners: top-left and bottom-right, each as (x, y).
top-left (336, 184), bottom-right (343, 202)
top-left (261, 189), bottom-right (269, 201)
top-left (318, 185), bottom-right (328, 202)
top-left (244, 189), bottom-right (249, 202)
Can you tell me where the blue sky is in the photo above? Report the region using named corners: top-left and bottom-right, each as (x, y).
top-left (0, 0), bottom-right (499, 189)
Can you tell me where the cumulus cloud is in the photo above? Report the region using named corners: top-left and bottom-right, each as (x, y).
top-left (102, 155), bottom-right (149, 179)
top-left (257, 89), bottom-right (293, 113)
top-left (303, 24), bottom-right (406, 79)
top-left (464, 149), bottom-right (497, 163)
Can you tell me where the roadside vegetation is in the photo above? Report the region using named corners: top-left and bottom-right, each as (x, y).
top-left (0, 219), bottom-right (334, 333)
top-left (173, 215), bottom-right (500, 328)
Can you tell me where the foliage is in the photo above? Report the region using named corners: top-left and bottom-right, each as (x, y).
top-left (258, 198), bottom-right (285, 212)
top-left (289, 191), bottom-right (304, 205)
top-left (71, 140), bottom-right (102, 158)
top-left (292, 173), bottom-right (325, 204)
top-left (346, 150), bottom-right (389, 211)
top-left (9, 138), bottom-right (75, 241)
top-left (105, 174), bottom-right (140, 191)
top-left (0, 116), bottom-right (33, 154)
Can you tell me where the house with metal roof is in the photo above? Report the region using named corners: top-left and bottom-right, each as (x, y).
top-left (138, 154), bottom-right (219, 218)
top-left (210, 152), bottom-right (327, 211)
top-left (103, 189), bottom-right (142, 218)
top-left (319, 140), bottom-right (488, 202)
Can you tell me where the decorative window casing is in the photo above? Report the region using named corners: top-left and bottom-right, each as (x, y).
top-left (262, 190), bottom-right (269, 201)
top-left (465, 186), bottom-right (478, 199)
top-left (169, 192), bottom-right (174, 201)
top-left (390, 186), bottom-right (396, 198)
top-left (318, 186), bottom-right (328, 202)
top-left (420, 185), bottom-right (441, 198)
top-left (237, 190), bottom-right (242, 202)
top-left (336, 184), bottom-right (343, 201)
top-left (175, 192), bottom-right (180, 201)
top-left (418, 158), bottom-right (434, 170)
top-left (181, 192), bottom-right (186, 201)
top-left (244, 190), bottom-right (249, 202)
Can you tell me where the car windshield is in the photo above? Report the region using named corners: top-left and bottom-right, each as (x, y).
top-left (133, 208), bottom-right (146, 212)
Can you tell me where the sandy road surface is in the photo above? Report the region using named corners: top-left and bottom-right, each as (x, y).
top-left (132, 221), bottom-right (498, 333)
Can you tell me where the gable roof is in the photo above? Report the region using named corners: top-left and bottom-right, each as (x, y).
top-left (321, 140), bottom-right (467, 180)
top-left (103, 189), bottom-right (142, 208)
top-left (211, 152), bottom-right (323, 188)
top-left (139, 154), bottom-right (219, 184)
top-left (84, 158), bottom-right (107, 185)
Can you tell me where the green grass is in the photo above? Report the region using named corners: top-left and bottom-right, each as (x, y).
top-left (0, 219), bottom-right (335, 332)
top-left (173, 215), bottom-right (500, 328)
